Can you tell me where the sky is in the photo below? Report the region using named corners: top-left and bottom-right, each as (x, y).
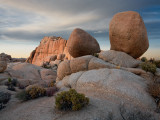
top-left (0, 0), bottom-right (160, 59)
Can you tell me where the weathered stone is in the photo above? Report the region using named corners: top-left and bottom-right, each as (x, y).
top-left (109, 11), bottom-right (149, 58)
top-left (99, 50), bottom-right (141, 68)
top-left (27, 36), bottom-right (72, 66)
top-left (67, 28), bottom-right (100, 57)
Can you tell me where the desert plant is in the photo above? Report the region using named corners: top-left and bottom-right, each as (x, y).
top-left (7, 84), bottom-right (15, 91)
top-left (26, 86), bottom-right (46, 99)
top-left (55, 89), bottom-right (89, 111)
top-left (11, 78), bottom-right (18, 86)
top-left (0, 92), bottom-right (11, 110)
top-left (92, 53), bottom-right (99, 58)
top-left (8, 78), bottom-right (11, 83)
top-left (16, 90), bottom-right (29, 101)
top-left (46, 87), bottom-right (58, 97)
top-left (154, 60), bottom-right (160, 68)
top-left (141, 57), bottom-right (147, 62)
top-left (148, 83), bottom-right (160, 106)
top-left (140, 62), bottom-right (157, 74)
top-left (48, 80), bottom-right (55, 87)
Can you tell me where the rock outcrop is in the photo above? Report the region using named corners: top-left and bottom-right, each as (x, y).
top-left (26, 36), bottom-right (72, 66)
top-left (0, 62), bottom-right (57, 87)
top-left (57, 68), bottom-right (156, 110)
top-left (109, 11), bottom-right (149, 58)
top-left (99, 50), bottom-right (141, 68)
top-left (57, 55), bottom-right (116, 80)
top-left (0, 53), bottom-right (26, 63)
top-left (67, 28), bottom-right (100, 57)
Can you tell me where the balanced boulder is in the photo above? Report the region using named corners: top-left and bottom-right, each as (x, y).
top-left (109, 11), bottom-right (149, 58)
top-left (67, 28), bottom-right (100, 57)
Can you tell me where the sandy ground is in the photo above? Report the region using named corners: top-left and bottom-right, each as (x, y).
top-left (0, 94), bottom-right (120, 120)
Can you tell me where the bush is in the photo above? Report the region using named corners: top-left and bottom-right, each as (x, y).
top-left (16, 90), bottom-right (29, 101)
top-left (92, 53), bottom-right (99, 58)
top-left (46, 87), bottom-right (58, 97)
top-left (141, 57), bottom-right (147, 62)
top-left (148, 83), bottom-right (160, 98)
top-left (154, 60), bottom-right (160, 68)
top-left (26, 86), bottom-right (46, 99)
top-left (0, 92), bottom-right (11, 110)
top-left (16, 86), bottom-right (46, 101)
top-left (11, 78), bottom-right (18, 86)
top-left (48, 81), bottom-right (55, 87)
top-left (55, 89), bottom-right (89, 111)
top-left (140, 62), bottom-right (157, 74)
top-left (7, 84), bottom-right (15, 91)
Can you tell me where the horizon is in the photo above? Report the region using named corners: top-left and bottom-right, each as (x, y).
top-left (0, 0), bottom-right (160, 59)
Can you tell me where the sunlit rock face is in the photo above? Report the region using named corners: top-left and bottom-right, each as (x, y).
top-left (109, 11), bottom-right (149, 59)
top-left (26, 36), bottom-right (72, 66)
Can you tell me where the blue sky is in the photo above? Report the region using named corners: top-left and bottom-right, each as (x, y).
top-left (0, 0), bottom-right (160, 59)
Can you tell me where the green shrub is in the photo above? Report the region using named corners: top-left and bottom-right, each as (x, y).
top-left (140, 62), bottom-right (157, 74)
top-left (141, 57), bottom-right (147, 62)
top-left (154, 60), bottom-right (160, 68)
top-left (55, 89), bottom-right (89, 111)
top-left (16, 90), bottom-right (29, 101)
top-left (16, 86), bottom-right (46, 101)
top-left (26, 86), bottom-right (46, 99)
top-left (92, 53), bottom-right (99, 58)
top-left (8, 78), bottom-right (11, 83)
top-left (0, 92), bottom-right (11, 110)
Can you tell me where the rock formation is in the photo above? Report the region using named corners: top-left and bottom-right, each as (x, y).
top-left (99, 50), bottom-right (141, 68)
top-left (26, 36), bottom-right (72, 66)
top-left (0, 61), bottom-right (7, 73)
top-left (56, 54), bottom-right (157, 113)
top-left (109, 11), bottom-right (149, 58)
top-left (0, 53), bottom-right (26, 62)
top-left (67, 28), bottom-right (100, 57)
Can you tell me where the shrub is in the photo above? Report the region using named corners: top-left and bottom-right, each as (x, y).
top-left (55, 89), bottom-right (89, 111)
top-left (46, 87), bottom-right (58, 97)
top-left (141, 57), bottom-right (147, 62)
top-left (5, 78), bottom-right (18, 87)
top-left (8, 78), bottom-right (11, 83)
top-left (0, 92), bottom-right (11, 110)
top-left (26, 86), bottom-right (46, 99)
top-left (92, 53), bottom-right (99, 58)
top-left (16, 86), bottom-right (46, 101)
top-left (16, 90), bottom-right (29, 101)
top-left (140, 62), bottom-right (157, 74)
top-left (11, 78), bottom-right (18, 86)
top-left (154, 60), bottom-right (160, 68)
top-left (48, 81), bottom-right (55, 87)
top-left (7, 84), bottom-right (15, 91)
top-left (148, 83), bottom-right (160, 99)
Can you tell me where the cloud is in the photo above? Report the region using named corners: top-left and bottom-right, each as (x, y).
top-left (0, 0), bottom-right (160, 43)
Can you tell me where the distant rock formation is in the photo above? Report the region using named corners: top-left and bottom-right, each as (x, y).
top-left (26, 36), bottom-right (72, 66)
top-left (67, 28), bottom-right (100, 57)
top-left (0, 53), bottom-right (26, 63)
top-left (109, 11), bottom-right (149, 58)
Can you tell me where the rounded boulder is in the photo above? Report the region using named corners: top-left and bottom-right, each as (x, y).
top-left (109, 11), bottom-right (149, 58)
top-left (67, 28), bottom-right (100, 58)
